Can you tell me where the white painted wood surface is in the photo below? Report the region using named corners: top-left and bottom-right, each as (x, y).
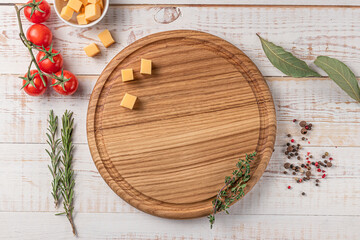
top-left (0, 1), bottom-right (360, 239)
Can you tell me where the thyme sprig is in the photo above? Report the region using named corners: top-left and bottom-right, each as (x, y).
top-left (56, 110), bottom-right (76, 235)
top-left (46, 110), bottom-right (61, 208)
top-left (208, 152), bottom-right (256, 229)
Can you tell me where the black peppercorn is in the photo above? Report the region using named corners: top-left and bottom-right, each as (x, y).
top-left (299, 121), bottom-right (307, 127)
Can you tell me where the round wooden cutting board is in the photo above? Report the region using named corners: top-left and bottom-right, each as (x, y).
top-left (87, 30), bottom-right (276, 219)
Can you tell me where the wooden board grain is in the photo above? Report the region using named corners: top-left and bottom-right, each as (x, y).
top-left (86, 30), bottom-right (276, 218)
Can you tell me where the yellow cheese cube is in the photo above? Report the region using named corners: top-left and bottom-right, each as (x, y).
top-left (60, 5), bottom-right (74, 21)
top-left (98, 29), bottom-right (115, 48)
top-left (84, 43), bottom-right (100, 57)
top-left (120, 93), bottom-right (137, 109)
top-left (88, 0), bottom-right (96, 3)
top-left (140, 59), bottom-right (152, 75)
top-left (85, 3), bottom-right (101, 21)
top-left (67, 0), bottom-right (82, 12)
top-left (121, 69), bottom-right (134, 82)
top-left (77, 13), bottom-right (89, 25)
top-left (97, 0), bottom-right (103, 9)
top-left (79, 0), bottom-right (88, 6)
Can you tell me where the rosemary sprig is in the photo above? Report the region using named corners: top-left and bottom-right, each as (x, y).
top-left (57, 110), bottom-right (76, 235)
top-left (46, 110), bottom-right (61, 208)
top-left (208, 152), bottom-right (257, 229)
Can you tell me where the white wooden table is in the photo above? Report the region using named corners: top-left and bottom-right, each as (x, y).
top-left (1, 0), bottom-right (360, 239)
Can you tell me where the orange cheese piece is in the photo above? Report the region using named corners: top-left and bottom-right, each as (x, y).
top-left (140, 59), bottom-right (152, 75)
top-left (121, 69), bottom-right (134, 82)
top-left (77, 12), bottom-right (89, 25)
top-left (67, 0), bottom-right (82, 12)
top-left (60, 5), bottom-right (74, 21)
top-left (120, 93), bottom-right (137, 109)
top-left (98, 29), bottom-right (115, 48)
top-left (84, 43), bottom-right (100, 57)
top-left (85, 3), bottom-right (101, 21)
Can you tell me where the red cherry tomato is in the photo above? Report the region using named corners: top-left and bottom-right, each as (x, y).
top-left (22, 70), bottom-right (47, 96)
top-left (26, 24), bottom-right (52, 47)
top-left (24, 0), bottom-right (51, 23)
top-left (36, 48), bottom-right (63, 74)
top-left (52, 70), bottom-right (78, 96)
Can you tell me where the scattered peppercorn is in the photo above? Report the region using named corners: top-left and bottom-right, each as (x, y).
top-left (316, 183), bottom-right (319, 186)
top-left (299, 121), bottom-right (307, 127)
top-left (302, 192), bottom-right (306, 196)
top-left (325, 152), bottom-right (329, 157)
top-left (322, 155), bottom-right (325, 158)
top-left (302, 137), bottom-right (306, 140)
top-left (301, 128), bottom-right (308, 135)
top-left (293, 119), bottom-right (297, 122)
top-left (283, 171), bottom-right (287, 174)
top-left (292, 172), bottom-right (296, 175)
top-left (288, 186), bottom-right (291, 189)
top-left (287, 134), bottom-right (291, 137)
top-left (297, 156), bottom-right (301, 160)
top-left (327, 162), bottom-right (332, 167)
top-left (286, 143), bottom-right (290, 146)
top-left (284, 163), bottom-right (290, 169)
top-left (316, 179), bottom-right (320, 183)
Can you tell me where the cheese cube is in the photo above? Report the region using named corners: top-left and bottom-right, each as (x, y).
top-left (121, 69), bottom-right (134, 82)
top-left (120, 93), bottom-right (137, 109)
top-left (60, 5), bottom-right (74, 21)
top-left (85, 3), bottom-right (101, 21)
top-left (140, 59), bottom-right (152, 75)
top-left (88, 0), bottom-right (96, 3)
top-left (67, 0), bottom-right (82, 12)
top-left (77, 13), bottom-right (89, 25)
top-left (79, 0), bottom-right (88, 6)
top-left (97, 0), bottom-right (103, 9)
top-left (84, 43), bottom-right (100, 57)
top-left (98, 29), bottom-right (115, 48)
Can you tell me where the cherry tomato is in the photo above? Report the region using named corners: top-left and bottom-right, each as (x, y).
top-left (24, 0), bottom-right (51, 23)
top-left (52, 70), bottom-right (78, 96)
top-left (22, 70), bottom-right (47, 96)
top-left (36, 48), bottom-right (63, 74)
top-left (26, 24), bottom-right (52, 47)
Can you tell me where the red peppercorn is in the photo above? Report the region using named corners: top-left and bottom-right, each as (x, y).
top-left (291, 139), bottom-right (295, 143)
top-left (307, 152), bottom-right (310, 156)
top-left (299, 179), bottom-right (302, 183)
top-left (307, 161), bottom-right (311, 164)
top-left (329, 157), bottom-right (333, 161)
top-left (315, 162), bottom-right (319, 166)
top-left (322, 174), bottom-right (326, 178)
top-left (306, 157), bottom-right (309, 160)
top-left (293, 119), bottom-right (297, 122)
top-left (322, 170), bottom-right (326, 173)
top-left (317, 168), bottom-right (321, 172)
top-left (288, 186), bottom-right (291, 189)
top-left (305, 126), bottom-right (309, 130)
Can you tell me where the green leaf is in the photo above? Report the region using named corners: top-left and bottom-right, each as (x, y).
top-left (257, 34), bottom-right (320, 78)
top-left (314, 56), bottom-right (360, 102)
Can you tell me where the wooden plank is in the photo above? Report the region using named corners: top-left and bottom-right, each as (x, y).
top-left (0, 212), bottom-right (359, 239)
top-left (2, 6), bottom-right (360, 76)
top-left (1, 75), bottom-right (360, 145)
top-left (1, 143), bottom-right (359, 216)
top-left (4, 0), bottom-right (360, 6)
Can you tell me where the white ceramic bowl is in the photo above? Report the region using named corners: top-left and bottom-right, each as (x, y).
top-left (54, 0), bottom-right (109, 28)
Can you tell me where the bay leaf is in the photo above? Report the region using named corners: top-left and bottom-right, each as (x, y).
top-left (257, 34), bottom-right (320, 78)
top-left (314, 56), bottom-right (360, 102)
